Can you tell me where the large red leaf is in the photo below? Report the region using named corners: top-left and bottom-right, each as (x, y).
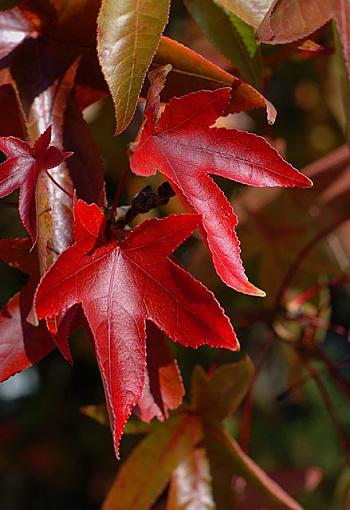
top-left (35, 199), bottom-right (238, 454)
top-left (0, 126), bottom-right (71, 242)
top-left (130, 87), bottom-right (312, 295)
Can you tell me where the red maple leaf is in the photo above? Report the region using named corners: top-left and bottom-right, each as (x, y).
top-left (35, 199), bottom-right (238, 454)
top-left (130, 87), bottom-right (312, 296)
top-left (0, 126), bottom-right (72, 241)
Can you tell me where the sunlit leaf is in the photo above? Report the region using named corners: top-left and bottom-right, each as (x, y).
top-left (97, 0), bottom-right (170, 134)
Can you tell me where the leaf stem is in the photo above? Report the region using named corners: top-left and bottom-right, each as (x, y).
top-left (111, 165), bottom-right (130, 213)
top-left (45, 170), bottom-right (73, 199)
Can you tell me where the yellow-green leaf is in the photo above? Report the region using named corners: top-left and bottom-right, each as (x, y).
top-left (213, 0), bottom-right (273, 28)
top-left (97, 0), bottom-right (170, 134)
top-left (191, 357), bottom-right (254, 423)
top-left (102, 415), bottom-right (202, 510)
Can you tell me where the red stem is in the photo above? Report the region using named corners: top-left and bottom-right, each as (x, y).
top-left (111, 165), bottom-right (130, 213)
top-left (45, 170), bottom-right (73, 199)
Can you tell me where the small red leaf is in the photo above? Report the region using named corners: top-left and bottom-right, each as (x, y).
top-left (0, 126), bottom-right (71, 241)
top-left (35, 199), bottom-right (238, 455)
top-left (0, 283), bottom-right (54, 383)
top-left (136, 323), bottom-right (185, 422)
top-left (130, 87), bottom-right (312, 295)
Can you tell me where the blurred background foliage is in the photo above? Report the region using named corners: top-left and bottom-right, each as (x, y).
top-left (1, 1), bottom-right (350, 509)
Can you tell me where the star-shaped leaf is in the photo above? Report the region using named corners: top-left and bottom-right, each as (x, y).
top-left (0, 126), bottom-right (71, 241)
top-left (35, 199), bottom-right (238, 454)
top-left (130, 86), bottom-right (312, 295)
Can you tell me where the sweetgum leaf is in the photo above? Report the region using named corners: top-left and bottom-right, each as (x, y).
top-left (0, 126), bottom-right (71, 242)
top-left (35, 200), bottom-right (238, 454)
top-left (167, 446), bottom-right (215, 510)
top-left (130, 87), bottom-right (312, 295)
top-left (191, 357), bottom-right (254, 422)
top-left (102, 415), bottom-right (202, 510)
top-left (258, 0), bottom-right (333, 44)
top-left (136, 323), bottom-right (185, 423)
top-left (97, 0), bottom-right (170, 134)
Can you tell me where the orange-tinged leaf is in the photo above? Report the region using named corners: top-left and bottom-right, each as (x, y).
top-left (153, 36), bottom-right (277, 123)
top-left (97, 0), bottom-right (170, 134)
top-left (167, 447), bottom-right (215, 510)
top-left (102, 415), bottom-right (202, 510)
top-left (136, 323), bottom-right (185, 423)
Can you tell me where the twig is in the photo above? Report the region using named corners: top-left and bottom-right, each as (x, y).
top-left (275, 214), bottom-right (350, 307)
top-left (114, 182), bottom-right (175, 228)
top-left (111, 165), bottom-right (130, 213)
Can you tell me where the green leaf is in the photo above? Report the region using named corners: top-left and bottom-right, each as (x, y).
top-left (167, 447), bottom-right (215, 510)
top-left (81, 404), bottom-right (109, 426)
top-left (97, 0), bottom-right (170, 134)
top-left (102, 415), bottom-right (202, 510)
top-left (230, 13), bottom-right (258, 58)
top-left (204, 426), bottom-right (303, 510)
top-left (213, 0), bottom-right (273, 28)
top-left (191, 357), bottom-right (254, 423)
top-left (184, 0), bottom-right (262, 87)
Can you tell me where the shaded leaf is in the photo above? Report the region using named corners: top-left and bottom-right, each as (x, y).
top-left (136, 323), bottom-right (185, 423)
top-left (0, 68), bottom-right (27, 138)
top-left (0, 237), bottom-right (37, 274)
top-left (258, 0), bottom-right (332, 44)
top-left (191, 357), bottom-right (254, 423)
top-left (130, 86), bottom-right (311, 295)
top-left (167, 447), bottom-right (215, 510)
top-left (102, 415), bottom-right (202, 510)
top-left (97, 0), bottom-right (170, 134)
top-left (35, 201), bottom-right (238, 454)
top-left (204, 426), bottom-right (303, 510)
top-left (184, 0), bottom-right (262, 87)
top-left (235, 467), bottom-right (323, 509)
